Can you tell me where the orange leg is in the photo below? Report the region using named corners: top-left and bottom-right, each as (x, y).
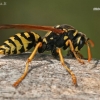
top-left (88, 39), bottom-right (94, 47)
top-left (86, 42), bottom-right (92, 62)
top-left (86, 39), bottom-right (94, 62)
top-left (76, 51), bottom-right (84, 59)
top-left (66, 40), bottom-right (84, 64)
top-left (57, 48), bottom-right (78, 86)
top-left (13, 42), bottom-right (42, 87)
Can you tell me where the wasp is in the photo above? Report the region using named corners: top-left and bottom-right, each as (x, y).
top-left (0, 24), bottom-right (94, 87)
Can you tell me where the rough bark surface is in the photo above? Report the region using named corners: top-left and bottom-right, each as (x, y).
top-left (0, 53), bottom-right (100, 100)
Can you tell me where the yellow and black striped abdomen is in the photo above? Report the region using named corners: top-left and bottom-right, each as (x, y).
top-left (0, 32), bottom-right (42, 55)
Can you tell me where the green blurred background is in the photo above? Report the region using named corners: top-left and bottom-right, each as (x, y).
top-left (0, 0), bottom-right (100, 59)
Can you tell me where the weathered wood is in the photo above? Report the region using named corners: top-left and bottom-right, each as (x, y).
top-left (0, 53), bottom-right (100, 100)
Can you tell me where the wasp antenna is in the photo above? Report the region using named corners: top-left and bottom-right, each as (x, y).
top-left (88, 39), bottom-right (94, 47)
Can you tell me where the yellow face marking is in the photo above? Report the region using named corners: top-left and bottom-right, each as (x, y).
top-left (63, 29), bottom-right (68, 32)
top-left (75, 46), bottom-right (78, 51)
top-left (77, 36), bottom-right (81, 44)
top-left (31, 32), bottom-right (40, 42)
top-left (68, 29), bottom-right (74, 31)
top-left (73, 30), bottom-right (78, 36)
top-left (55, 25), bottom-right (60, 28)
top-left (50, 37), bottom-right (53, 40)
top-left (24, 32), bottom-right (30, 38)
top-left (16, 34), bottom-right (32, 52)
top-left (64, 36), bottom-right (68, 40)
top-left (43, 38), bottom-right (47, 44)
top-left (4, 40), bottom-right (16, 54)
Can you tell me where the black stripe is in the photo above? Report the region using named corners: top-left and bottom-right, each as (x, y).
top-left (14, 33), bottom-right (25, 53)
top-left (7, 38), bottom-right (17, 54)
top-left (20, 32), bottom-right (36, 50)
top-left (8, 38), bottom-right (16, 47)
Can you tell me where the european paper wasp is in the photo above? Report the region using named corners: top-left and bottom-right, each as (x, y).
top-left (0, 24), bottom-right (94, 87)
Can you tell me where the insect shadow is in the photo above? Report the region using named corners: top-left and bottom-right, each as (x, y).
top-left (0, 52), bottom-right (71, 70)
top-left (0, 52), bottom-right (54, 62)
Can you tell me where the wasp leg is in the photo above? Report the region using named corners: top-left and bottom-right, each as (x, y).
top-left (88, 39), bottom-right (94, 47)
top-left (86, 42), bottom-right (92, 62)
top-left (67, 50), bottom-right (84, 59)
top-left (65, 40), bottom-right (84, 64)
top-left (13, 42), bottom-right (42, 87)
top-left (86, 40), bottom-right (94, 62)
top-left (57, 48), bottom-right (78, 86)
top-left (76, 51), bottom-right (84, 59)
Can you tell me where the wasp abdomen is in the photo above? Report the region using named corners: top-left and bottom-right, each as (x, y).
top-left (0, 32), bottom-right (41, 55)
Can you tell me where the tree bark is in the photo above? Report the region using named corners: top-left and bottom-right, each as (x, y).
top-left (0, 53), bottom-right (100, 100)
